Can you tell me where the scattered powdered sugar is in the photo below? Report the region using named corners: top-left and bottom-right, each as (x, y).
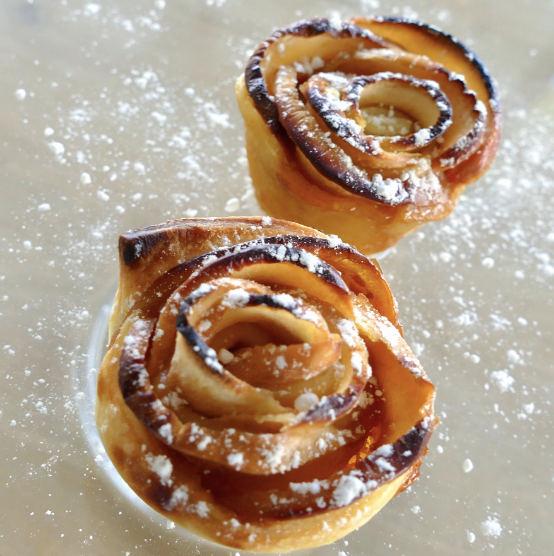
top-left (163, 391), bottom-right (187, 411)
top-left (168, 485), bottom-right (189, 510)
top-left (506, 349), bottom-right (523, 365)
top-left (373, 444), bottom-right (394, 457)
top-left (122, 321), bottom-right (151, 360)
top-left (259, 443), bottom-right (287, 473)
top-left (96, 189), bottom-right (110, 201)
top-left (144, 453), bottom-right (173, 485)
top-left (196, 435), bottom-right (212, 451)
top-left (203, 346), bottom-right (223, 372)
top-left (332, 475), bottom-right (366, 507)
top-left (194, 501), bottom-right (210, 518)
top-left (298, 250), bottom-right (320, 274)
top-left (490, 370), bottom-right (515, 393)
top-left (48, 141), bottom-right (65, 156)
top-left (413, 128), bottom-right (431, 147)
top-left (374, 317), bottom-right (401, 348)
top-left (350, 351), bottom-right (364, 374)
top-left (372, 173), bottom-right (406, 203)
top-left (293, 55), bottom-right (325, 75)
top-left (197, 319), bottom-right (212, 333)
top-left (337, 319), bottom-right (359, 348)
top-left (227, 452), bottom-right (244, 469)
top-left (327, 234), bottom-right (342, 248)
top-left (275, 355), bottom-right (286, 370)
top-left (272, 292), bottom-right (295, 307)
top-left (375, 457), bottom-right (396, 474)
top-left (222, 288), bottom-right (250, 308)
top-left (480, 517), bottom-right (502, 538)
top-left (474, 99), bottom-right (488, 117)
top-left (289, 479), bottom-right (329, 495)
top-left (188, 423), bottom-right (213, 451)
top-left (272, 244), bottom-right (287, 262)
top-left (158, 423), bottom-right (173, 444)
top-left (271, 293), bottom-right (321, 326)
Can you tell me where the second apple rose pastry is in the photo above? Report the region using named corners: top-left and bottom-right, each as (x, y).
top-left (96, 217), bottom-right (435, 553)
top-left (236, 16), bottom-right (501, 254)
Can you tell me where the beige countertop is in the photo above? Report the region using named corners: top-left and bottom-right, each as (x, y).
top-left (1, 0), bottom-right (553, 555)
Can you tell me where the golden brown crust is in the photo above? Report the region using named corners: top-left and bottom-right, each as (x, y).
top-left (97, 217), bottom-right (435, 552)
top-left (237, 16), bottom-right (501, 254)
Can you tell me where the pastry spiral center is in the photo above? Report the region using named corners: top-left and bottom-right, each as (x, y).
top-left (180, 278), bottom-right (342, 391)
top-left (302, 71), bottom-right (453, 153)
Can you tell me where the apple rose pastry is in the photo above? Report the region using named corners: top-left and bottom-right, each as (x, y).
top-left (96, 217), bottom-right (435, 553)
top-left (236, 16), bottom-right (501, 254)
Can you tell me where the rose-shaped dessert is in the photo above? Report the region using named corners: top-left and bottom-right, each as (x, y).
top-left (96, 217), bottom-right (435, 552)
top-left (236, 16), bottom-right (501, 254)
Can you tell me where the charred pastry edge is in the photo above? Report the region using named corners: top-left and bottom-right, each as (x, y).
top-left (435, 101), bottom-right (485, 169)
top-left (120, 228), bottom-right (169, 267)
top-left (297, 391), bottom-right (359, 426)
top-left (306, 71), bottom-right (453, 153)
top-left (118, 319), bottom-right (176, 445)
top-left (118, 219), bottom-right (369, 277)
top-left (117, 216), bottom-right (297, 268)
top-left (368, 16), bottom-right (500, 114)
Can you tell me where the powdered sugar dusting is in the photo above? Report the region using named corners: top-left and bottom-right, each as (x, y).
top-left (332, 475), bottom-right (366, 507)
top-left (480, 517), bottom-right (502, 538)
top-left (337, 319), bottom-right (359, 348)
top-left (222, 288), bottom-right (251, 308)
top-left (227, 452), bottom-right (244, 469)
top-left (144, 453), bottom-right (173, 485)
top-left (490, 370), bottom-right (515, 393)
